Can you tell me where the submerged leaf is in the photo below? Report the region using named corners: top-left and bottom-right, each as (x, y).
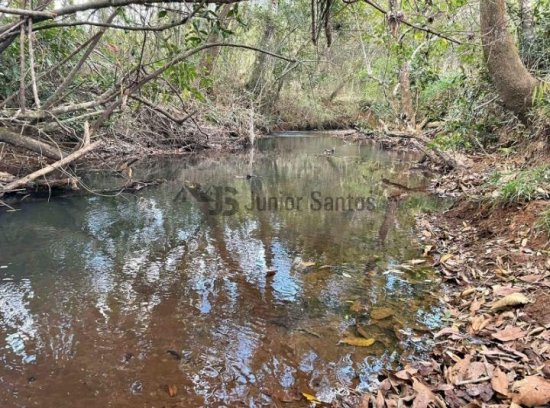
top-left (340, 336), bottom-right (376, 347)
top-left (302, 392), bottom-right (320, 403)
top-left (371, 307), bottom-right (395, 320)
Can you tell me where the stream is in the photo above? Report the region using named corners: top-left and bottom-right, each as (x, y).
top-left (0, 131), bottom-right (443, 407)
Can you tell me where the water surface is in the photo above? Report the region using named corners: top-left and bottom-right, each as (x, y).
top-left (0, 132), bottom-right (441, 407)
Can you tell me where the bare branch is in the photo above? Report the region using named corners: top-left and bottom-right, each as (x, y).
top-left (43, 11), bottom-right (117, 109)
top-left (28, 19), bottom-right (41, 108)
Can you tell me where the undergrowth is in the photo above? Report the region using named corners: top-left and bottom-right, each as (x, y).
top-left (485, 166), bottom-right (550, 205)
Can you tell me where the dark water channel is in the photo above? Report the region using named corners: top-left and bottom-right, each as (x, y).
top-left (0, 131), bottom-right (442, 407)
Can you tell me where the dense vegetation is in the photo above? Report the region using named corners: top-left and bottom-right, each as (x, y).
top-left (0, 0), bottom-right (547, 159)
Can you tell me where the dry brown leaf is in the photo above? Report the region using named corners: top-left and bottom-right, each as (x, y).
top-left (448, 354), bottom-right (471, 384)
top-left (376, 390), bottom-right (385, 408)
top-left (491, 367), bottom-right (509, 396)
top-left (411, 378), bottom-right (446, 408)
top-left (339, 336), bottom-right (376, 347)
top-left (167, 384), bottom-right (178, 397)
top-left (491, 325), bottom-right (526, 342)
top-left (511, 376), bottom-right (550, 406)
top-left (491, 293), bottom-right (530, 311)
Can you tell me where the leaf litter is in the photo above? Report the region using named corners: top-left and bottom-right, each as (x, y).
top-left (332, 170), bottom-right (550, 407)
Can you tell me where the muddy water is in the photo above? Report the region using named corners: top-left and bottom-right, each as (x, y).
top-left (0, 132), bottom-right (442, 407)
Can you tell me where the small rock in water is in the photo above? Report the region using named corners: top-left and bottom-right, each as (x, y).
top-left (130, 380), bottom-right (143, 394)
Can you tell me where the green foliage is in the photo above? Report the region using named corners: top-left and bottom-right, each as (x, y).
top-left (536, 207), bottom-right (550, 235)
top-left (485, 166), bottom-right (550, 205)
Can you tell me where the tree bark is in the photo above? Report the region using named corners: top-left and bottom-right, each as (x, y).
top-left (480, 0), bottom-right (538, 116)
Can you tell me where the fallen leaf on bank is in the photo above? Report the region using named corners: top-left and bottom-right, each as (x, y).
top-left (470, 315), bottom-right (492, 333)
top-left (339, 336), bottom-right (376, 347)
top-left (409, 259), bottom-right (426, 265)
top-left (167, 384), bottom-right (178, 397)
top-left (461, 287), bottom-right (476, 297)
top-left (423, 245), bottom-right (433, 256)
top-left (491, 293), bottom-right (530, 311)
top-left (302, 392), bottom-right (320, 404)
top-left (440, 253), bottom-right (453, 263)
top-left (411, 378), bottom-right (446, 408)
top-left (543, 361), bottom-right (550, 379)
top-left (511, 376), bottom-right (550, 406)
top-left (448, 354), bottom-right (472, 384)
top-left (491, 367), bottom-right (509, 396)
top-left (491, 325), bottom-right (526, 342)
top-left (370, 307), bottom-right (395, 320)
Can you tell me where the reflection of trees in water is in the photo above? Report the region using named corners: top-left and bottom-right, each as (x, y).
top-left (0, 135), bottom-right (442, 405)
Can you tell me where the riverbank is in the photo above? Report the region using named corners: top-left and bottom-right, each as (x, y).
top-left (338, 142), bottom-right (550, 407)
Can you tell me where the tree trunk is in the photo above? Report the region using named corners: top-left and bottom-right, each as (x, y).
top-left (520, 0), bottom-right (535, 45)
top-left (399, 62), bottom-right (415, 127)
top-left (480, 0), bottom-right (538, 116)
top-left (519, 0), bottom-right (536, 65)
top-left (199, 4), bottom-right (233, 83)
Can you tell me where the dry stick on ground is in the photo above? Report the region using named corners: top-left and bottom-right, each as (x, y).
top-left (0, 140), bottom-right (101, 197)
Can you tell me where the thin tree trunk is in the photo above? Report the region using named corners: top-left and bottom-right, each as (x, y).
top-left (399, 61), bottom-right (415, 127)
top-left (199, 4), bottom-right (232, 81)
top-left (18, 17), bottom-right (26, 113)
top-left (480, 0), bottom-right (538, 116)
top-left (520, 0), bottom-right (535, 45)
top-left (27, 18), bottom-right (40, 108)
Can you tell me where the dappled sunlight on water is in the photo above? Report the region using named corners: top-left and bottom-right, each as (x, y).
top-left (0, 132), bottom-right (443, 407)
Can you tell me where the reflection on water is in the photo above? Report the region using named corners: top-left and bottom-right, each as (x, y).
top-left (0, 132), bottom-right (442, 407)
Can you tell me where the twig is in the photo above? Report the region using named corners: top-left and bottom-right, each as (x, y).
top-left (456, 376), bottom-right (491, 385)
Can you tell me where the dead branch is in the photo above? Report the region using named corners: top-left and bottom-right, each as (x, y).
top-left (27, 18), bottom-right (40, 108)
top-left (130, 96), bottom-right (194, 124)
top-left (0, 128), bottom-right (67, 160)
top-left (0, 140), bottom-right (101, 196)
top-left (18, 17), bottom-right (26, 113)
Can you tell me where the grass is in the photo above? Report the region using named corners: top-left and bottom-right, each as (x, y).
top-left (486, 165), bottom-right (550, 205)
top-left (537, 207), bottom-right (550, 235)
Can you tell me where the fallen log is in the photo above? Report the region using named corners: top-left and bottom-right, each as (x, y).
top-left (0, 140), bottom-right (101, 197)
top-left (378, 122), bottom-right (457, 171)
top-left (0, 128), bottom-right (67, 160)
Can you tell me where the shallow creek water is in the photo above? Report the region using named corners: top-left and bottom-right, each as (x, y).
top-left (0, 132), bottom-right (442, 407)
